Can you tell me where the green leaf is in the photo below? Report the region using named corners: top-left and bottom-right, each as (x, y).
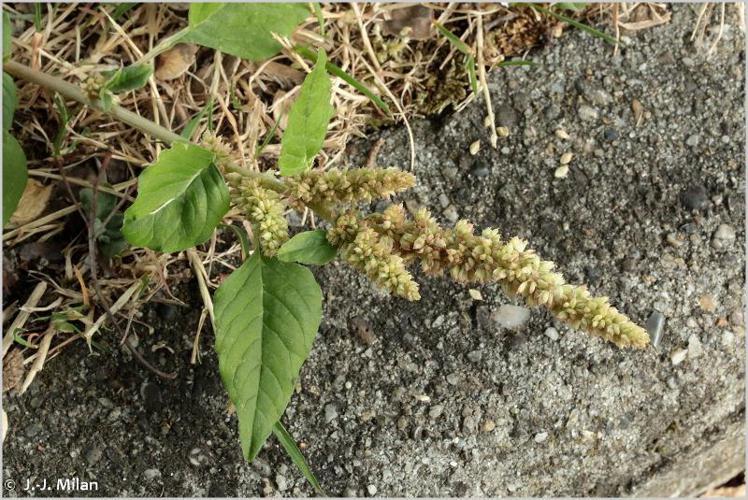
top-left (272, 421), bottom-right (325, 495)
top-left (556, 2), bottom-right (587, 11)
top-left (3, 72), bottom-right (16, 131)
top-left (434, 22), bottom-right (472, 55)
top-left (103, 64), bottom-right (153, 94)
top-left (183, 3), bottom-right (309, 61)
top-left (181, 97), bottom-right (213, 140)
top-left (3, 131), bottom-right (27, 226)
top-left (530, 4), bottom-right (617, 45)
top-left (294, 44), bottom-right (390, 114)
top-left (3, 12), bottom-right (11, 60)
top-left (277, 230), bottom-right (336, 266)
top-left (214, 252), bottom-right (322, 461)
top-left (278, 49), bottom-right (333, 177)
top-left (122, 143), bottom-right (230, 252)
top-left (80, 187), bottom-right (117, 221)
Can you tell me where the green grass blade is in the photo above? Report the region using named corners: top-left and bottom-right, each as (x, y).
top-left (33, 3), bottom-right (43, 32)
top-left (434, 22), bottom-right (472, 55)
top-left (497, 59), bottom-right (536, 67)
top-left (255, 119), bottom-right (279, 159)
top-left (311, 2), bottom-right (326, 38)
top-left (52, 93), bottom-right (71, 157)
top-left (219, 223), bottom-right (250, 260)
top-left (273, 421), bottom-right (325, 496)
top-left (294, 44), bottom-right (390, 115)
top-left (111, 3), bottom-right (137, 21)
top-left (531, 4), bottom-right (617, 45)
top-left (181, 97), bottom-right (213, 140)
top-left (464, 55), bottom-right (478, 94)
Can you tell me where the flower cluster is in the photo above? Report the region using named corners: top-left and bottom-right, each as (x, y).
top-left (329, 205), bottom-right (649, 348)
top-left (235, 178), bottom-right (289, 257)
top-left (201, 132), bottom-right (234, 171)
top-left (285, 167), bottom-right (415, 206)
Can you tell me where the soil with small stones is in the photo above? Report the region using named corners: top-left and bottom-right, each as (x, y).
top-left (3, 4), bottom-right (745, 497)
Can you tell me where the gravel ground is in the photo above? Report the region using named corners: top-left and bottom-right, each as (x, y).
top-left (3, 4), bottom-right (745, 497)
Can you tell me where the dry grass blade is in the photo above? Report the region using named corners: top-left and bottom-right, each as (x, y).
top-left (2, 281), bottom-right (48, 357)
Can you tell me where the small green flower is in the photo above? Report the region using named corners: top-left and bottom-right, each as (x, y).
top-left (335, 206), bottom-right (648, 348)
top-left (237, 179), bottom-right (289, 257)
top-left (286, 167), bottom-right (416, 206)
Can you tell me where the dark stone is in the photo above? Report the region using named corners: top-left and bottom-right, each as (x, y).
top-left (495, 103), bottom-right (518, 128)
top-left (141, 382), bottom-right (163, 413)
top-left (602, 128), bottom-right (619, 141)
top-left (680, 184), bottom-right (708, 211)
top-left (470, 160), bottom-right (490, 178)
top-left (155, 302), bottom-right (178, 322)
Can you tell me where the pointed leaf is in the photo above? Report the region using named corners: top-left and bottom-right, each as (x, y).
top-left (273, 421), bottom-right (325, 495)
top-left (183, 3), bottom-right (309, 61)
top-left (214, 252), bottom-right (322, 461)
top-left (103, 63), bottom-right (153, 94)
top-left (3, 72), bottom-right (16, 131)
top-left (3, 131), bottom-right (27, 226)
top-left (3, 12), bottom-right (11, 60)
top-left (122, 143), bottom-right (230, 252)
top-left (277, 229), bottom-right (337, 265)
top-left (278, 50), bottom-right (333, 176)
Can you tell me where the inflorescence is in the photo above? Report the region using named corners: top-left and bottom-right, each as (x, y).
top-left (216, 155), bottom-right (648, 349)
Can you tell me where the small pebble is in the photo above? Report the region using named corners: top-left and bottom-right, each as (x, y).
top-left (324, 404), bottom-right (338, 423)
top-left (469, 140), bottom-right (480, 155)
top-left (555, 128), bottom-right (570, 140)
top-left (438, 193), bottom-right (450, 209)
top-left (492, 305), bottom-right (531, 329)
top-left (687, 334), bottom-right (703, 359)
top-left (497, 126), bottom-right (510, 137)
top-left (544, 327), bottom-right (559, 341)
top-left (276, 474), bottom-right (289, 492)
top-left (429, 405), bottom-right (444, 419)
top-left (443, 206), bottom-right (459, 223)
top-left (534, 432), bottom-right (549, 443)
top-left (367, 484), bottom-right (378, 496)
top-left (143, 469), bottom-right (161, 481)
top-left (698, 294), bottom-right (717, 312)
top-left (646, 311), bottom-right (665, 348)
top-left (554, 165), bottom-right (569, 178)
top-left (467, 350), bottom-right (482, 362)
top-left (711, 224), bottom-right (736, 249)
top-left (482, 419), bottom-right (496, 433)
top-left (685, 134), bottom-right (700, 147)
top-left (671, 348), bottom-right (688, 366)
top-left (559, 152), bottom-right (573, 165)
top-left (722, 331), bottom-right (735, 348)
top-left (468, 289), bottom-right (483, 301)
top-left (578, 105), bottom-right (599, 121)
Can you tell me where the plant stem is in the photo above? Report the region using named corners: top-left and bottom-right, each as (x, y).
top-left (137, 26), bottom-right (191, 65)
top-left (4, 61), bottom-right (183, 144)
top-left (3, 61), bottom-right (318, 214)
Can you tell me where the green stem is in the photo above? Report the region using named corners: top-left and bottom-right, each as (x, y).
top-left (4, 61), bottom-right (183, 144)
top-left (137, 26), bottom-right (191, 65)
top-left (3, 61), bottom-right (330, 218)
